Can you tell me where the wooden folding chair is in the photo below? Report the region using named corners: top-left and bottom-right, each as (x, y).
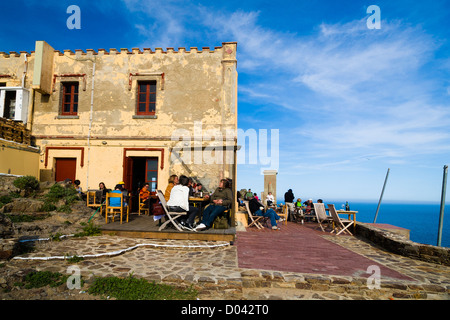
top-left (327, 204), bottom-right (354, 235)
top-left (105, 192), bottom-right (129, 224)
top-left (278, 205), bottom-right (288, 225)
top-left (244, 201), bottom-right (265, 229)
top-left (156, 190), bottom-right (187, 231)
top-left (313, 203), bottom-right (333, 232)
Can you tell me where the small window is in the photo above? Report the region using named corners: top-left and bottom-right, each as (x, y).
top-left (61, 82), bottom-right (79, 116)
top-left (136, 81), bottom-right (156, 115)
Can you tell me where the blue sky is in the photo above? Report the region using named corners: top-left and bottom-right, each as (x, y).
top-left (1, 0), bottom-right (449, 203)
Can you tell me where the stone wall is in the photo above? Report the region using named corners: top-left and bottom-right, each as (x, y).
top-left (356, 223), bottom-right (450, 266)
top-left (0, 175), bottom-right (20, 194)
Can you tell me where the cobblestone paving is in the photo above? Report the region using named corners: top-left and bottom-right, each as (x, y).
top-left (0, 223), bottom-right (449, 300)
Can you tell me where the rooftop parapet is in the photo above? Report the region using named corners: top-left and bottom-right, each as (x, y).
top-left (0, 42), bottom-right (237, 58)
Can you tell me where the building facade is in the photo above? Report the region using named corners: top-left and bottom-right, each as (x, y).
top-left (0, 41), bottom-right (238, 211)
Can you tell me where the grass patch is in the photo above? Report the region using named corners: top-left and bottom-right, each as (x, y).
top-left (6, 213), bottom-right (50, 223)
top-left (16, 271), bottom-right (70, 289)
top-left (66, 255), bottom-right (84, 263)
top-left (74, 222), bottom-right (102, 237)
top-left (88, 274), bottom-right (198, 300)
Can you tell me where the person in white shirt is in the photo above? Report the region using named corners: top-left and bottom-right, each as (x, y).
top-left (167, 175), bottom-right (198, 230)
top-left (266, 192), bottom-right (275, 206)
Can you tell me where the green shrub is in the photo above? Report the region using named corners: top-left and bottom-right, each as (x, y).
top-left (46, 184), bottom-right (79, 203)
top-left (88, 274), bottom-right (198, 300)
top-left (40, 184), bottom-right (80, 213)
top-left (39, 202), bottom-right (57, 212)
top-left (13, 176), bottom-right (39, 191)
top-left (74, 222), bottom-right (101, 237)
top-left (56, 204), bottom-right (72, 213)
top-left (6, 213), bottom-right (50, 223)
top-left (0, 195), bottom-right (12, 208)
top-left (21, 271), bottom-right (68, 289)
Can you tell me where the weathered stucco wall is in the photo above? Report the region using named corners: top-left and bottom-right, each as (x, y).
top-left (0, 41), bottom-right (238, 194)
top-left (0, 140), bottom-right (40, 177)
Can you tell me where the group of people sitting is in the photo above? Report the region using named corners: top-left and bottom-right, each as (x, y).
top-left (158, 175), bottom-right (231, 231)
top-left (160, 175), bottom-right (233, 232)
top-left (238, 189), bottom-right (283, 230)
top-left (247, 194), bottom-right (284, 230)
top-left (124, 174), bottom-right (231, 232)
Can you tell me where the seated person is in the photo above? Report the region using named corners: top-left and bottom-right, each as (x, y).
top-left (303, 199), bottom-right (314, 214)
top-left (139, 182), bottom-right (151, 208)
top-left (97, 182), bottom-right (110, 203)
top-left (164, 175), bottom-right (178, 201)
top-left (248, 195), bottom-right (282, 230)
top-left (188, 178), bottom-right (195, 197)
top-left (117, 181), bottom-right (129, 197)
top-left (74, 179), bottom-right (86, 201)
top-left (194, 183), bottom-right (206, 196)
top-left (167, 175), bottom-right (198, 230)
top-left (108, 185), bottom-right (126, 208)
top-left (266, 192), bottom-right (274, 206)
top-left (236, 191), bottom-right (245, 207)
top-left (295, 198), bottom-right (303, 208)
top-left (195, 179), bottom-right (232, 231)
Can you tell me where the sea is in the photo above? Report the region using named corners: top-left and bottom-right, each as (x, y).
top-left (277, 199), bottom-right (450, 248)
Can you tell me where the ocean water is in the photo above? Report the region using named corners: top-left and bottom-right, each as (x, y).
top-left (277, 200), bottom-right (450, 248)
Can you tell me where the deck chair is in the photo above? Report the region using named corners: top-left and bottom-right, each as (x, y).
top-left (312, 203), bottom-right (333, 232)
top-left (105, 192), bottom-right (129, 224)
top-left (327, 204), bottom-right (354, 235)
top-left (278, 205), bottom-right (288, 225)
top-left (244, 201), bottom-right (265, 229)
top-left (156, 190), bottom-right (187, 231)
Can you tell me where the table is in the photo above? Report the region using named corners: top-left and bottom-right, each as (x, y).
top-left (189, 197), bottom-right (209, 220)
top-left (337, 210), bottom-right (358, 232)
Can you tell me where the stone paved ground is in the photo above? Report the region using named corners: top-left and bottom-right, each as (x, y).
top-left (0, 220), bottom-right (449, 300)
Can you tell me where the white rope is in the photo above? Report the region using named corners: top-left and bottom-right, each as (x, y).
top-left (13, 236), bottom-right (230, 261)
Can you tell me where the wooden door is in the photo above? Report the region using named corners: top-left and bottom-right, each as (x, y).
top-left (55, 158), bottom-right (76, 182)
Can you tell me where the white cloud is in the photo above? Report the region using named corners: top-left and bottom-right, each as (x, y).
top-left (120, 2), bottom-right (450, 180)
top-left (122, 0), bottom-right (190, 47)
top-left (203, 9), bottom-right (449, 169)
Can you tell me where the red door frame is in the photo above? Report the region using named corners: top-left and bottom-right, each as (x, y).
top-left (122, 148), bottom-right (164, 191)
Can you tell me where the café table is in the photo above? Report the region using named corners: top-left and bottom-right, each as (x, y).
top-left (189, 196), bottom-right (209, 220)
top-left (336, 210), bottom-right (358, 232)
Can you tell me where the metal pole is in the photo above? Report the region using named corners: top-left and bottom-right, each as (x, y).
top-left (437, 165), bottom-right (448, 247)
top-left (374, 168), bottom-right (390, 223)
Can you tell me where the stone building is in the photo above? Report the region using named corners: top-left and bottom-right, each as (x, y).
top-left (0, 40), bottom-right (238, 212)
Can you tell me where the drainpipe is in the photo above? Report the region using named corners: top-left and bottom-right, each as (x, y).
top-left (86, 60), bottom-right (96, 190)
top-left (22, 55), bottom-right (28, 88)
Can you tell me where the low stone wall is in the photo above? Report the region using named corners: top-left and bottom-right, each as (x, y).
top-left (0, 175), bottom-right (20, 194)
top-left (164, 269), bottom-right (449, 300)
top-left (356, 223), bottom-right (450, 266)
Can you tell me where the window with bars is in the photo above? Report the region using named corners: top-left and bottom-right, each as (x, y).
top-left (137, 81), bottom-right (156, 115)
top-left (61, 82), bottom-right (79, 116)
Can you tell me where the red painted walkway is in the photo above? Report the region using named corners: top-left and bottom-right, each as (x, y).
top-left (235, 222), bottom-right (413, 281)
